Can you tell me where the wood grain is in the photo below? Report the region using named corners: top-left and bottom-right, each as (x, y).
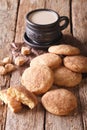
top-left (15, 0), bottom-right (45, 42)
top-left (0, 43), bottom-right (12, 130)
top-left (6, 103), bottom-right (44, 130)
top-left (1, 0), bottom-right (87, 130)
top-left (79, 79), bottom-right (87, 130)
top-left (0, 0), bottom-right (18, 43)
top-left (0, 0), bottom-right (18, 129)
top-left (72, 0), bottom-right (87, 44)
top-left (45, 1), bottom-right (83, 130)
top-left (72, 0), bottom-right (87, 129)
top-left (45, 0), bottom-right (70, 34)
top-left (0, 77), bottom-right (10, 130)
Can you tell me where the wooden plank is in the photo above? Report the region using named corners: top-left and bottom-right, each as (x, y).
top-left (0, 0), bottom-right (18, 43)
top-left (0, 43), bottom-right (12, 130)
top-left (15, 0), bottom-right (45, 42)
top-left (79, 79), bottom-right (87, 130)
top-left (0, 0), bottom-right (19, 129)
top-left (45, 0), bottom-right (84, 130)
top-left (72, 0), bottom-right (87, 44)
top-left (72, 1), bottom-right (87, 129)
top-left (0, 50), bottom-right (12, 130)
top-left (45, 0), bottom-right (70, 34)
top-left (0, 76), bottom-right (10, 130)
top-left (5, 0), bottom-right (45, 130)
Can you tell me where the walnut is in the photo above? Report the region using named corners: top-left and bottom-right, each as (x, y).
top-left (3, 57), bottom-right (11, 64)
top-left (14, 56), bottom-right (27, 66)
top-left (5, 63), bottom-right (16, 73)
top-left (21, 46), bottom-right (31, 55)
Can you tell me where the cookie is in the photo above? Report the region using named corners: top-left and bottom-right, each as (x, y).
top-left (0, 90), bottom-right (22, 113)
top-left (41, 89), bottom-right (77, 116)
top-left (30, 53), bottom-right (62, 69)
top-left (48, 44), bottom-right (80, 55)
top-left (64, 56), bottom-right (87, 73)
top-left (21, 65), bottom-right (54, 95)
top-left (7, 86), bottom-right (38, 109)
top-left (54, 66), bottom-right (82, 87)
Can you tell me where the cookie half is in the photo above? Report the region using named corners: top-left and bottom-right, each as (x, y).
top-left (7, 86), bottom-right (38, 109)
top-left (0, 90), bottom-right (22, 113)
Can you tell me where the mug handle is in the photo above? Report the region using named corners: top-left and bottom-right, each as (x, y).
top-left (58, 16), bottom-right (69, 31)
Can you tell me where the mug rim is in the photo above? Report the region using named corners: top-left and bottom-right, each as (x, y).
top-left (26, 8), bottom-right (59, 27)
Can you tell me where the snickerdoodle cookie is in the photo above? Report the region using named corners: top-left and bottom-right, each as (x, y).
top-left (7, 86), bottom-right (38, 109)
top-left (30, 53), bottom-right (62, 69)
top-left (0, 90), bottom-right (22, 113)
top-left (54, 66), bottom-right (82, 87)
top-left (41, 89), bottom-right (77, 116)
top-left (48, 44), bottom-right (80, 55)
top-left (21, 65), bottom-right (54, 95)
top-left (64, 56), bottom-right (87, 73)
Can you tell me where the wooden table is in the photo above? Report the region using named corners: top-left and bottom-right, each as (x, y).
top-left (0, 0), bottom-right (87, 130)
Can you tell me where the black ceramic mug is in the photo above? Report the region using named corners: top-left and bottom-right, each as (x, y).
top-left (25, 9), bottom-right (69, 47)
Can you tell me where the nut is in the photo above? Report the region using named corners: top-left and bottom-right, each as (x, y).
top-left (14, 56), bottom-right (27, 66)
top-left (5, 63), bottom-right (16, 73)
top-left (21, 46), bottom-right (31, 55)
top-left (3, 57), bottom-right (11, 64)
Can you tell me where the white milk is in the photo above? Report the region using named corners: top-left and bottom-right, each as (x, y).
top-left (29, 10), bottom-right (58, 25)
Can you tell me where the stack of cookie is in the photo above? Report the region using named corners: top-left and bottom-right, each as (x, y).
top-left (20, 44), bottom-right (87, 116)
top-left (0, 44), bottom-right (87, 116)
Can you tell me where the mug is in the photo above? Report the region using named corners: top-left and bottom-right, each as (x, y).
top-left (25, 9), bottom-right (69, 47)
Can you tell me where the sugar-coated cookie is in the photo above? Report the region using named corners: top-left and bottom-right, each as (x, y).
top-left (7, 86), bottom-right (38, 109)
top-left (0, 90), bottom-right (22, 113)
top-left (41, 89), bottom-right (77, 116)
top-left (30, 53), bottom-right (62, 69)
top-left (48, 44), bottom-right (80, 55)
top-left (64, 56), bottom-right (87, 73)
top-left (21, 65), bottom-right (54, 95)
top-left (54, 66), bottom-right (82, 87)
